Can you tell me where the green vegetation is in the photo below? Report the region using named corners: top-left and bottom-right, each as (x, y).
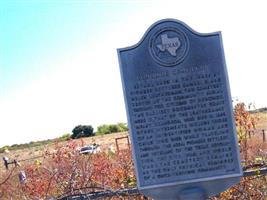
top-left (0, 139), bottom-right (53, 153)
top-left (96, 123), bottom-right (128, 135)
top-left (71, 125), bottom-right (94, 139)
top-left (57, 133), bottom-right (71, 141)
top-left (0, 133), bottom-right (71, 153)
top-left (249, 107), bottom-right (267, 114)
top-left (0, 123), bottom-right (129, 153)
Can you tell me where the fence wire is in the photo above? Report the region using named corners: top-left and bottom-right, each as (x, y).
top-left (57, 167), bottom-right (267, 200)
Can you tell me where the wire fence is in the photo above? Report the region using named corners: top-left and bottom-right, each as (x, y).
top-left (57, 167), bottom-right (267, 200)
top-left (1, 129), bottom-right (267, 199)
top-left (247, 129), bottom-right (266, 141)
top-left (58, 187), bottom-right (140, 200)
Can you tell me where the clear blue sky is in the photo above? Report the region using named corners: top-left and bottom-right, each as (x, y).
top-left (0, 1), bottom-right (133, 93)
top-left (1, 0), bottom-right (267, 147)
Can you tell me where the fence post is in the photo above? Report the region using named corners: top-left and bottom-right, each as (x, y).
top-left (262, 130), bottom-right (265, 142)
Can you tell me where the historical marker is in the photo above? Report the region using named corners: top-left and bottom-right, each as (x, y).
top-left (118, 19), bottom-right (242, 199)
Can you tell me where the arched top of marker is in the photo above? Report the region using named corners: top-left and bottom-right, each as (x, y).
top-left (118, 18), bottom-right (221, 52)
top-left (118, 18), bottom-right (222, 67)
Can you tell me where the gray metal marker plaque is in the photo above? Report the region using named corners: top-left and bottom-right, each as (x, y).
top-left (117, 19), bottom-right (242, 200)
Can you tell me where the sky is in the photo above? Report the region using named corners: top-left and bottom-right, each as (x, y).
top-left (0, 0), bottom-right (267, 147)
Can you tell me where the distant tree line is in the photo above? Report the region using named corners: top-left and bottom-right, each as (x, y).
top-left (0, 139), bottom-right (56, 153)
top-left (70, 123), bottom-right (128, 139)
top-left (249, 107), bottom-right (267, 114)
top-left (96, 123), bottom-right (128, 136)
top-left (0, 123), bottom-right (128, 152)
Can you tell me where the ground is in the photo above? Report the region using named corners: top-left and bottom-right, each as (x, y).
top-left (0, 132), bottom-right (129, 172)
top-left (1, 111), bottom-right (266, 172)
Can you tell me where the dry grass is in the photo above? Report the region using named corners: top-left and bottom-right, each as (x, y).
top-left (0, 132), bottom-right (129, 172)
top-left (0, 112), bottom-right (266, 172)
top-left (251, 112), bottom-right (267, 129)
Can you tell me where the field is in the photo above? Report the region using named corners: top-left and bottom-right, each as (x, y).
top-left (0, 131), bottom-right (136, 199)
top-left (1, 111), bottom-right (265, 171)
top-left (0, 132), bottom-right (129, 172)
top-left (257, 112), bottom-right (267, 129)
top-left (0, 110), bottom-right (267, 199)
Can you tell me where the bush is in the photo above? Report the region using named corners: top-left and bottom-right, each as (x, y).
top-left (71, 125), bottom-right (94, 139)
top-left (96, 123), bottom-right (128, 135)
top-left (57, 133), bottom-right (71, 142)
top-left (0, 140), bottom-right (136, 199)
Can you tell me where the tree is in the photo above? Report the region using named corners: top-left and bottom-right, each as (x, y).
top-left (71, 125), bottom-right (94, 139)
top-left (234, 102), bottom-right (259, 164)
top-left (96, 124), bottom-right (111, 135)
top-left (96, 123), bottom-right (128, 135)
top-left (117, 123), bottom-right (128, 132)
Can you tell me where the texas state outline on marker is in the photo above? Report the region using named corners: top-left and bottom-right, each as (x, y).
top-left (157, 34), bottom-right (181, 56)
